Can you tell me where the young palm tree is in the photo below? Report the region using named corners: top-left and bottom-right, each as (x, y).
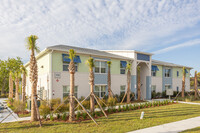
top-left (87, 57), bottom-right (95, 113)
top-left (137, 66), bottom-right (141, 101)
top-left (107, 61), bottom-right (112, 98)
top-left (21, 65), bottom-right (27, 102)
top-left (68, 49), bottom-right (76, 122)
top-left (182, 67), bottom-right (186, 98)
top-left (14, 70), bottom-right (21, 101)
top-left (126, 61), bottom-right (132, 103)
top-left (194, 71), bottom-right (197, 99)
top-left (9, 72), bottom-right (14, 98)
top-left (25, 35), bottom-right (40, 122)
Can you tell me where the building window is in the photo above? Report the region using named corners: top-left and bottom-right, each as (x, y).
top-left (120, 63), bottom-right (126, 74)
top-left (177, 71), bottom-right (179, 77)
top-left (94, 85), bottom-right (106, 98)
top-left (165, 85), bottom-right (171, 91)
top-left (152, 85), bottom-right (156, 92)
top-left (151, 70), bottom-right (156, 77)
top-left (95, 61), bottom-right (106, 73)
top-left (63, 86), bottom-right (78, 98)
top-left (63, 62), bottom-right (78, 72)
top-left (177, 86), bottom-right (179, 92)
top-left (165, 69), bottom-right (171, 77)
top-left (120, 85), bottom-right (126, 95)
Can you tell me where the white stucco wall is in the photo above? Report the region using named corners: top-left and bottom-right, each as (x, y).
top-left (151, 77), bottom-right (162, 92)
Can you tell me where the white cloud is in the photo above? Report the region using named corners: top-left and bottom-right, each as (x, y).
top-left (0, 0), bottom-right (200, 62)
top-left (153, 39), bottom-right (200, 54)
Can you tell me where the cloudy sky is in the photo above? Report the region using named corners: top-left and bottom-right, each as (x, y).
top-left (0, 0), bottom-right (200, 74)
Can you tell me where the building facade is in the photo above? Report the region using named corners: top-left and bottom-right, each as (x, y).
top-left (25, 45), bottom-right (192, 101)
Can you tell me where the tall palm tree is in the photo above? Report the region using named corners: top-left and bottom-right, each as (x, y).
top-left (14, 70), bottom-right (21, 101)
top-left (87, 57), bottom-right (95, 113)
top-left (194, 71), bottom-right (198, 98)
top-left (68, 49), bottom-right (76, 122)
top-left (126, 61), bottom-right (132, 103)
top-left (21, 65), bottom-right (27, 102)
top-left (182, 67), bottom-right (186, 98)
top-left (107, 61), bottom-right (112, 98)
top-left (9, 72), bottom-right (14, 98)
top-left (137, 66), bottom-right (141, 101)
top-left (25, 35), bottom-right (40, 122)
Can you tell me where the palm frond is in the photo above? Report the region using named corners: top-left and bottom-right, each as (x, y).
top-left (87, 57), bottom-right (95, 68)
top-left (107, 61), bottom-right (112, 67)
top-left (69, 49), bottom-right (76, 60)
top-left (126, 61), bottom-right (132, 70)
top-left (25, 35), bottom-right (39, 53)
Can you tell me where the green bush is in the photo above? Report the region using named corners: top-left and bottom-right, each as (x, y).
top-left (95, 111), bottom-right (101, 117)
top-left (50, 114), bottom-right (54, 121)
top-left (145, 103), bottom-right (149, 108)
top-left (130, 105), bottom-right (134, 110)
top-left (56, 113), bottom-right (61, 120)
top-left (108, 108), bottom-right (112, 114)
top-left (39, 104), bottom-right (51, 118)
top-left (126, 105), bottom-right (129, 111)
top-left (78, 100), bottom-right (90, 110)
top-left (13, 100), bottom-right (26, 113)
top-left (139, 104), bottom-right (143, 109)
top-left (112, 108), bottom-right (116, 113)
top-left (118, 106), bottom-right (121, 112)
top-left (50, 98), bottom-right (61, 109)
top-left (107, 97), bottom-right (117, 107)
top-left (53, 103), bottom-right (69, 113)
top-left (91, 112), bottom-right (95, 117)
top-left (62, 113), bottom-right (67, 121)
top-left (76, 112), bottom-right (81, 120)
top-left (99, 99), bottom-right (106, 108)
top-left (123, 105), bottom-right (126, 111)
top-left (7, 98), bottom-right (14, 107)
top-left (82, 113), bottom-right (87, 120)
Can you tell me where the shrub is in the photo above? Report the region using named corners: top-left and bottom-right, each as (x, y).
top-left (62, 113), bottom-right (67, 121)
top-left (82, 113), bottom-right (87, 120)
top-left (134, 104), bottom-right (138, 110)
top-left (145, 103), bottom-right (149, 108)
top-left (140, 104), bottom-right (143, 109)
top-left (79, 100), bottom-right (90, 110)
top-left (118, 106), bottom-right (121, 112)
top-left (13, 100), bottom-right (26, 113)
top-left (50, 114), bottom-right (54, 121)
top-left (123, 105), bottom-right (126, 111)
top-left (7, 98), bottom-right (14, 107)
top-left (130, 105), bottom-right (134, 110)
top-left (107, 97), bottom-right (117, 107)
top-left (112, 108), bottom-right (116, 113)
top-left (39, 104), bottom-right (51, 118)
top-left (56, 113), bottom-right (61, 120)
top-left (50, 98), bottom-right (61, 109)
top-left (99, 99), bottom-right (106, 108)
top-left (95, 111), bottom-right (101, 117)
top-left (126, 105), bottom-right (129, 111)
top-left (108, 108), bottom-right (112, 114)
top-left (76, 112), bottom-right (81, 120)
top-left (91, 112), bottom-right (95, 117)
top-left (53, 103), bottom-right (69, 113)
top-left (149, 102), bottom-right (152, 107)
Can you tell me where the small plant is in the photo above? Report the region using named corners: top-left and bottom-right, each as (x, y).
top-left (145, 103), bottom-right (149, 108)
top-left (50, 114), bottom-right (54, 121)
top-left (107, 97), bottom-right (117, 108)
top-left (91, 112), bottom-right (95, 117)
top-left (140, 104), bottom-right (143, 109)
top-left (108, 108), bottom-right (112, 114)
top-left (112, 108), bottom-right (116, 113)
top-left (82, 113), bottom-right (87, 120)
top-left (130, 105), bottom-right (134, 110)
top-left (39, 104), bottom-right (51, 118)
top-left (126, 104), bottom-right (129, 111)
top-left (56, 113), bottom-right (60, 120)
top-left (123, 105), bottom-right (126, 111)
top-left (118, 106), bottom-right (121, 112)
top-left (95, 111), bottom-right (101, 117)
top-left (76, 112), bottom-right (81, 120)
top-left (149, 102), bottom-right (152, 107)
top-left (43, 115), bottom-right (47, 120)
top-left (62, 113), bottom-right (67, 121)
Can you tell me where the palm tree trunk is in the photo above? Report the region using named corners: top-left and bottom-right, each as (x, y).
top-left (107, 66), bottom-right (112, 98)
top-left (30, 50), bottom-right (38, 122)
top-left (182, 72), bottom-right (185, 98)
top-left (127, 70), bottom-right (131, 103)
top-left (15, 77), bottom-right (19, 101)
top-left (89, 68), bottom-right (95, 113)
top-left (9, 75), bottom-right (13, 98)
top-left (22, 73), bottom-right (26, 102)
top-left (137, 67), bottom-right (141, 100)
top-left (69, 61), bottom-right (75, 122)
top-left (195, 71), bottom-right (197, 99)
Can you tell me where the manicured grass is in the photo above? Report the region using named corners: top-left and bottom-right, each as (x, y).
top-left (18, 113), bottom-right (31, 118)
top-left (192, 100), bottom-right (200, 103)
top-left (181, 127), bottom-right (200, 133)
top-left (1, 104), bottom-right (200, 133)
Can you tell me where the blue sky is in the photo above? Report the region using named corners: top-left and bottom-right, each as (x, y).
top-left (0, 0), bottom-right (200, 75)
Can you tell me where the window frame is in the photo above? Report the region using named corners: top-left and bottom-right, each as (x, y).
top-left (177, 71), bottom-right (179, 77)
top-left (164, 84), bottom-right (171, 91)
top-left (94, 85), bottom-right (106, 98)
top-left (151, 85), bottom-right (156, 92)
top-left (63, 85), bottom-right (78, 98)
top-left (120, 63), bottom-right (126, 74)
top-left (164, 68), bottom-right (171, 77)
top-left (63, 62), bottom-right (78, 72)
top-left (151, 70), bottom-right (156, 77)
top-left (94, 61), bottom-right (107, 74)
top-left (120, 85), bottom-right (126, 95)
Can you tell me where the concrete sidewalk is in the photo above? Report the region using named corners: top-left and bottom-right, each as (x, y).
top-left (177, 101), bottom-right (200, 105)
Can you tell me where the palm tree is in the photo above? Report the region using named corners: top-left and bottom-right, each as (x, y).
top-left (21, 65), bottom-right (27, 102)
top-left (25, 35), bottom-right (40, 122)
top-left (107, 61), bottom-right (112, 98)
top-left (137, 66), bottom-right (141, 101)
top-left (87, 57), bottom-right (95, 113)
top-left (9, 72), bottom-right (14, 98)
top-left (68, 49), bottom-right (76, 122)
top-left (182, 67), bottom-right (186, 98)
top-left (126, 61), bottom-right (132, 103)
top-left (194, 71), bottom-right (198, 99)
top-left (14, 70), bottom-right (21, 101)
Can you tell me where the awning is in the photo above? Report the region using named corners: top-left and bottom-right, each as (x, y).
top-left (62, 54), bottom-right (81, 63)
top-left (152, 65), bottom-right (159, 71)
top-left (120, 61), bottom-right (127, 68)
top-left (185, 69), bottom-right (188, 73)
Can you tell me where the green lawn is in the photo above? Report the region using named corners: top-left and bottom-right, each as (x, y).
top-left (1, 104), bottom-right (200, 133)
top-left (18, 113), bottom-right (31, 118)
top-left (192, 101), bottom-right (200, 103)
top-left (181, 127), bottom-right (200, 133)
